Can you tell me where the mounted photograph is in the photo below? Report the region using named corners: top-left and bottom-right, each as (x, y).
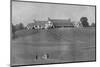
top-left (11, 0), bottom-right (96, 66)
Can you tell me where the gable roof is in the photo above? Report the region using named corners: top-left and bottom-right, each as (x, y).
top-left (27, 23), bottom-right (35, 27)
top-left (34, 21), bottom-right (47, 26)
top-left (27, 21), bottom-right (48, 27)
top-left (49, 18), bottom-right (74, 27)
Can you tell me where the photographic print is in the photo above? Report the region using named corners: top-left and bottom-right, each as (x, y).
top-left (11, 0), bottom-right (96, 66)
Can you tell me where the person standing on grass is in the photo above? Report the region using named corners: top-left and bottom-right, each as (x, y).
top-left (36, 55), bottom-right (38, 60)
top-left (42, 53), bottom-right (49, 60)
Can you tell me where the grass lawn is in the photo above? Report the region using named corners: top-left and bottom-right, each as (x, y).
top-left (11, 28), bottom-right (96, 66)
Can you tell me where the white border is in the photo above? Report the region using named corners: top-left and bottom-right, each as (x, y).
top-left (0, 0), bottom-right (99, 67)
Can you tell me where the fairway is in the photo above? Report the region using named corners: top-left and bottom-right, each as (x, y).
top-left (11, 28), bottom-right (95, 65)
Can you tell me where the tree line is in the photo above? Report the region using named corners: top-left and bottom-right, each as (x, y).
top-left (80, 17), bottom-right (95, 27)
top-left (11, 17), bottom-right (95, 39)
top-left (11, 22), bottom-right (24, 39)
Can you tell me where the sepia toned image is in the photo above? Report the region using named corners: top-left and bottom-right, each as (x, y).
top-left (11, 0), bottom-right (96, 66)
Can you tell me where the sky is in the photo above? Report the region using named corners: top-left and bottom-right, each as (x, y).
top-left (12, 1), bottom-right (95, 26)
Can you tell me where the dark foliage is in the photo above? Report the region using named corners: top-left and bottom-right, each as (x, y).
top-left (91, 23), bottom-right (95, 27)
top-left (80, 17), bottom-right (89, 27)
top-left (11, 23), bottom-right (15, 34)
top-left (11, 22), bottom-right (25, 39)
top-left (15, 23), bottom-right (24, 31)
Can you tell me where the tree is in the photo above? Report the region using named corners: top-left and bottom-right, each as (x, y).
top-left (80, 17), bottom-right (89, 27)
top-left (15, 23), bottom-right (24, 31)
top-left (19, 23), bottom-right (24, 29)
top-left (11, 23), bottom-right (15, 33)
top-left (91, 23), bottom-right (95, 27)
top-left (11, 23), bottom-right (16, 39)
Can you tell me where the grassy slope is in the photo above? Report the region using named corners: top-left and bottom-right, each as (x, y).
top-left (11, 28), bottom-right (95, 65)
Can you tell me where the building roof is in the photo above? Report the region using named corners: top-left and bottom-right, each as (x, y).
top-left (27, 18), bottom-right (74, 27)
top-left (34, 21), bottom-right (47, 26)
top-left (27, 21), bottom-right (48, 27)
top-left (48, 18), bottom-right (74, 27)
top-left (27, 23), bottom-right (35, 27)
